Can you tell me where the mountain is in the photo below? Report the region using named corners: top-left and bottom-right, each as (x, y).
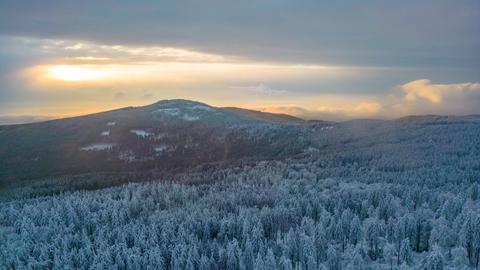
top-left (221, 107), bottom-right (306, 125)
top-left (1, 99), bottom-right (479, 194)
top-left (0, 115), bottom-right (53, 125)
top-left (396, 114), bottom-right (480, 123)
top-left (2, 101), bottom-right (480, 269)
top-left (0, 99), bottom-right (311, 186)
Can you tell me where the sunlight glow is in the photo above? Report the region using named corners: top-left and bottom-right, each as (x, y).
top-left (47, 65), bottom-right (113, 81)
top-left (40, 62), bottom-right (358, 84)
top-left (24, 38), bottom-right (369, 86)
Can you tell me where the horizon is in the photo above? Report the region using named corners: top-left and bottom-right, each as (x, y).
top-left (2, 98), bottom-right (480, 126)
top-left (1, 1), bottom-right (479, 122)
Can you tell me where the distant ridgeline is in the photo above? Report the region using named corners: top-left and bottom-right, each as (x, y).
top-left (1, 100), bottom-right (480, 268)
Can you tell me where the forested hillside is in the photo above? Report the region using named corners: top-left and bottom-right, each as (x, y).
top-left (1, 112), bottom-right (479, 269)
top-left (0, 100), bottom-right (308, 185)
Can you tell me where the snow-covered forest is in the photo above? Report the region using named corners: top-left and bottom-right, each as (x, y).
top-left (1, 117), bottom-right (480, 269)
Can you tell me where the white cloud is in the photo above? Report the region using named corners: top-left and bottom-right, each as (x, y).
top-left (95, 44), bottom-right (226, 62)
top-left (260, 101), bottom-right (383, 121)
top-left (19, 36), bottom-right (367, 90)
top-left (230, 83), bottom-right (286, 96)
top-left (352, 102), bottom-right (383, 115)
top-left (392, 79), bottom-right (480, 116)
top-left (401, 79), bottom-right (480, 104)
top-left (20, 37), bottom-right (226, 63)
top-left (259, 79), bottom-right (480, 120)
top-left (64, 43), bottom-right (85, 50)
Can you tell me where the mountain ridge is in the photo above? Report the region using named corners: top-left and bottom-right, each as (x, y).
top-left (0, 99), bottom-right (307, 126)
top-left (2, 99), bottom-right (479, 126)
top-left (1, 99), bottom-right (479, 191)
top-left (0, 99), bottom-right (312, 185)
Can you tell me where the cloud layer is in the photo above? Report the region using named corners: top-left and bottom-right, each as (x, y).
top-left (261, 79), bottom-right (480, 120)
top-left (1, 0), bottom-right (479, 68)
top-left (401, 79), bottom-right (480, 104)
top-left (0, 1), bottom-right (479, 118)
top-left (393, 79), bottom-right (480, 116)
top-left (230, 84), bottom-right (286, 96)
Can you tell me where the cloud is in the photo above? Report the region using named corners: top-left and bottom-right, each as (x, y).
top-left (0, 1), bottom-right (478, 68)
top-left (352, 102), bottom-right (383, 115)
top-left (313, 103), bottom-right (381, 116)
top-left (17, 36), bottom-right (368, 91)
top-left (114, 91), bottom-right (125, 99)
top-left (230, 83), bottom-right (286, 96)
top-left (1, 34), bottom-right (479, 119)
top-left (260, 101), bottom-right (383, 121)
top-left (259, 79), bottom-right (480, 120)
top-left (392, 79), bottom-right (480, 116)
top-left (401, 79), bottom-right (480, 104)
top-left (24, 38), bottom-right (227, 63)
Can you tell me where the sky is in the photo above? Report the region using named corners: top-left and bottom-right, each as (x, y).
top-left (0, 0), bottom-right (479, 122)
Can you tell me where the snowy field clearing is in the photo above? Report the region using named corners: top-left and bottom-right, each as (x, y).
top-left (130, 129), bottom-right (152, 137)
top-left (80, 143), bottom-right (115, 151)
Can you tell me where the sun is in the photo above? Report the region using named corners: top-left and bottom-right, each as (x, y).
top-left (47, 65), bottom-right (112, 81)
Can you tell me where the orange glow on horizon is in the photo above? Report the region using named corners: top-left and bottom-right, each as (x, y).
top-left (29, 60), bottom-right (364, 87)
top-left (47, 65), bottom-right (114, 81)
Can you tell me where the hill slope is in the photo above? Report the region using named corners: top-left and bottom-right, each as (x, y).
top-left (1, 105), bottom-right (480, 269)
top-left (1, 100), bottom-right (479, 193)
top-left (0, 100), bottom-right (310, 185)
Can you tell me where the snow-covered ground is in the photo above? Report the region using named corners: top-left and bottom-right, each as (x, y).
top-left (118, 151), bottom-right (135, 162)
top-left (107, 122), bottom-right (116, 126)
top-left (154, 108), bottom-right (201, 121)
top-left (2, 114), bottom-right (480, 269)
top-left (80, 143), bottom-right (115, 151)
top-left (130, 129), bottom-right (152, 137)
top-left (100, 130), bottom-right (110, 136)
top-left (181, 114), bottom-right (200, 121)
top-left (153, 104), bottom-right (215, 122)
top-left (154, 144), bottom-right (170, 153)
top-left (320, 126), bottom-right (334, 131)
top-left (155, 108), bottom-right (181, 116)
top-left (155, 132), bottom-right (168, 140)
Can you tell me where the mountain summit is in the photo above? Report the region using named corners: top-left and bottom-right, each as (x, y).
top-left (0, 100), bottom-right (309, 185)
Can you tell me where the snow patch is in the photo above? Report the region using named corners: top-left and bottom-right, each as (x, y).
top-left (119, 151), bottom-right (135, 162)
top-left (154, 144), bottom-right (169, 152)
top-left (130, 129), bottom-right (152, 137)
top-left (182, 114), bottom-right (200, 121)
top-left (155, 133), bottom-right (168, 140)
top-left (80, 143), bottom-right (115, 151)
top-left (100, 130), bottom-right (110, 136)
top-left (320, 126), bottom-right (334, 131)
top-left (107, 121), bottom-right (116, 126)
top-left (153, 105), bottom-right (213, 121)
top-left (155, 108), bottom-right (180, 116)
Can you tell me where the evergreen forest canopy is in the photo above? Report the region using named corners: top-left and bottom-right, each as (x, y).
top-left (1, 102), bottom-right (480, 269)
